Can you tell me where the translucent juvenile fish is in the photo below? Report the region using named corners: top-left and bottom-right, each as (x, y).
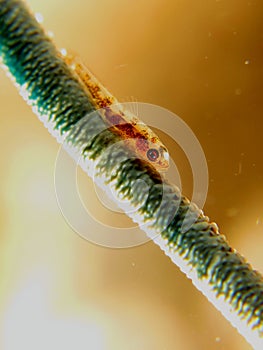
top-left (61, 50), bottom-right (169, 171)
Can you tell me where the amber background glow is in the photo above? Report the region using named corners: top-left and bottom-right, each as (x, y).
top-left (0, 1), bottom-right (263, 349)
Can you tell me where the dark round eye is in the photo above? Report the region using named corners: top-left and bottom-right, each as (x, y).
top-left (147, 148), bottom-right (159, 162)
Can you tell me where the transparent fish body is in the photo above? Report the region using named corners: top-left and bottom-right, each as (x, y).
top-left (62, 51), bottom-right (169, 171)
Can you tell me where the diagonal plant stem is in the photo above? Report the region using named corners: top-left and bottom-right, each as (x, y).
top-left (0, 0), bottom-right (262, 348)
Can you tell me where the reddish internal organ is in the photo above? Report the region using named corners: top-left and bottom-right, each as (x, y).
top-left (103, 109), bottom-right (168, 168)
top-left (104, 108), bottom-right (126, 126)
top-left (136, 138), bottom-right (149, 152)
top-left (104, 107), bottom-right (152, 160)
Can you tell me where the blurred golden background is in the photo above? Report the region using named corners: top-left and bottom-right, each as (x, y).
top-left (0, 0), bottom-right (263, 349)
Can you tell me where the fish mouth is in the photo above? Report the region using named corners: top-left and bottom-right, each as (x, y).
top-left (155, 159), bottom-right (170, 172)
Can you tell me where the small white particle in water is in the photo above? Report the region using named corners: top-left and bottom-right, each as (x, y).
top-left (256, 218), bottom-right (261, 225)
top-left (244, 59), bottom-right (250, 65)
top-left (131, 262), bottom-right (136, 267)
top-left (35, 12), bottom-right (44, 23)
top-left (60, 48), bottom-right (67, 57)
top-left (115, 63), bottom-right (128, 69)
top-left (215, 337), bottom-right (221, 342)
top-left (47, 31), bottom-right (54, 38)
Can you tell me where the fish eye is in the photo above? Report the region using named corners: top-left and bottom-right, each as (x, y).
top-left (147, 148), bottom-right (159, 162)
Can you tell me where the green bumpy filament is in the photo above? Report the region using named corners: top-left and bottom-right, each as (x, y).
top-left (0, 1), bottom-right (262, 348)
